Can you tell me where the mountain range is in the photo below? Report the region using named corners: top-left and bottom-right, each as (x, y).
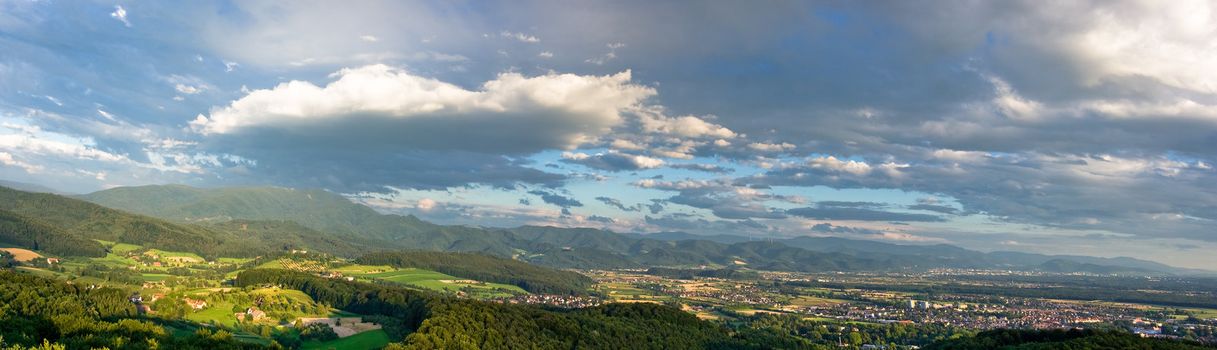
top-left (0, 182), bottom-right (1199, 275)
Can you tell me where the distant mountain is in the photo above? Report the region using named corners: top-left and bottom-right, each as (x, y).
top-left (76, 184), bottom-right (1199, 275)
top-left (641, 230), bottom-right (1194, 275)
top-left (0, 179), bottom-right (64, 194)
top-left (0, 185), bottom-right (408, 259)
top-left (79, 185), bottom-right (521, 256)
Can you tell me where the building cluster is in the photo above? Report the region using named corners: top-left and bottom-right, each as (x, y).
top-left (497, 294), bottom-right (603, 308)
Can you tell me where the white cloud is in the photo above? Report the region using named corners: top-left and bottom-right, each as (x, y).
top-left (637, 111), bottom-right (736, 139)
top-left (110, 5), bottom-right (131, 27)
top-left (175, 84), bottom-right (202, 94)
top-left (0, 151), bottom-right (43, 173)
top-left (538, 51), bottom-right (554, 58)
top-left (586, 42), bottom-right (625, 65)
top-left (747, 142), bottom-right (795, 152)
top-left (499, 31), bottom-right (539, 43)
top-left (416, 198), bottom-right (436, 211)
top-left (360, 35), bottom-right (379, 42)
top-left (192, 65), bottom-right (655, 153)
top-left (805, 156), bottom-right (873, 176)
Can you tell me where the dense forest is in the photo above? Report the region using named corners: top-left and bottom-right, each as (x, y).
top-left (235, 268), bottom-right (819, 349)
top-left (356, 251), bottom-right (593, 295)
top-left (0, 271), bottom-right (272, 349)
top-left (924, 329), bottom-right (1216, 349)
top-left (0, 209), bottom-right (105, 257)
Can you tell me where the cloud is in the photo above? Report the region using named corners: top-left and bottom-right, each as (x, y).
top-left (586, 42), bottom-right (625, 65)
top-left (670, 163), bottom-right (733, 174)
top-left (110, 5), bottom-right (131, 27)
top-left (595, 196), bottom-right (643, 212)
top-left (193, 65), bottom-right (653, 153)
top-left (907, 203), bottom-right (959, 215)
top-left (0, 151), bottom-right (43, 173)
top-left (787, 207), bottom-right (945, 222)
top-left (415, 198), bottom-right (436, 211)
top-left (500, 31), bottom-right (540, 43)
top-left (360, 35), bottom-right (379, 42)
top-left (636, 178), bottom-right (798, 220)
top-left (810, 223), bottom-right (883, 235)
top-left (561, 151), bottom-right (664, 171)
top-left (528, 189), bottom-right (583, 208)
top-left (747, 142), bottom-right (795, 153)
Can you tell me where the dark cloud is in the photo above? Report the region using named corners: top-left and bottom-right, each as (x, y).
top-left (560, 151), bottom-right (664, 172)
top-left (637, 179), bottom-right (798, 220)
top-left (586, 215), bottom-right (615, 223)
top-left (595, 196), bottom-right (642, 212)
top-left (817, 201), bottom-right (887, 208)
top-left (528, 189), bottom-right (583, 208)
top-left (907, 204), bottom-right (959, 215)
top-left (810, 223), bottom-right (883, 235)
top-left (787, 207), bottom-right (945, 222)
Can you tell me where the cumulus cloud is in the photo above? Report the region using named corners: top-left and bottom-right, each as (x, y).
top-left (561, 151), bottom-right (664, 171)
top-left (193, 65), bottom-right (654, 153)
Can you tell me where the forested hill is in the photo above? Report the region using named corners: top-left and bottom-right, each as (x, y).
top-left (0, 186), bottom-right (377, 259)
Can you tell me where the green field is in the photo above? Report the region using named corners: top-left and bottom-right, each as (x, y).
top-left (301, 329), bottom-right (391, 350)
top-left (141, 273), bottom-right (172, 282)
top-left (364, 268), bottom-right (526, 297)
top-left (186, 300), bottom-right (241, 327)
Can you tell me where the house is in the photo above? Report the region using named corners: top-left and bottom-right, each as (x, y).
top-left (184, 298), bottom-right (208, 310)
top-left (45, 258), bottom-right (60, 265)
top-left (244, 307), bottom-right (267, 321)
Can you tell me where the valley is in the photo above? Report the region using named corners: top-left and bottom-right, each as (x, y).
top-left (0, 184), bottom-right (1214, 349)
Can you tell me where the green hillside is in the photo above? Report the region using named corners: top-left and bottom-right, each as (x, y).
top-left (0, 186), bottom-right (368, 259)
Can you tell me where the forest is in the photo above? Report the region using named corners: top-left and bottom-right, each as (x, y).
top-left (924, 329), bottom-right (1215, 349)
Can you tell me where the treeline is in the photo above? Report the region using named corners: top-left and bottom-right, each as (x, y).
top-left (356, 251), bottom-right (593, 295)
top-left (0, 271), bottom-right (274, 349)
top-left (732, 312), bottom-right (974, 348)
top-left (924, 328), bottom-right (1215, 349)
top-left (644, 267), bottom-right (757, 280)
top-left (235, 268), bottom-right (819, 349)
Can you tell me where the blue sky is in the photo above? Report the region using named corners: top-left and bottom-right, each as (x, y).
top-left (1, 1), bottom-right (1216, 268)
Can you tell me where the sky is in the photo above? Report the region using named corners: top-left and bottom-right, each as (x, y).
top-left (1, 1), bottom-right (1215, 269)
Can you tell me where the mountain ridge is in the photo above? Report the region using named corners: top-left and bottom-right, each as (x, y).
top-left (76, 184), bottom-right (1201, 275)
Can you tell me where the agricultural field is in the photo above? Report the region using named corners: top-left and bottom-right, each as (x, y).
top-left (361, 268), bottom-right (526, 297)
top-left (0, 247), bottom-right (42, 262)
top-left (300, 329), bottom-right (391, 350)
